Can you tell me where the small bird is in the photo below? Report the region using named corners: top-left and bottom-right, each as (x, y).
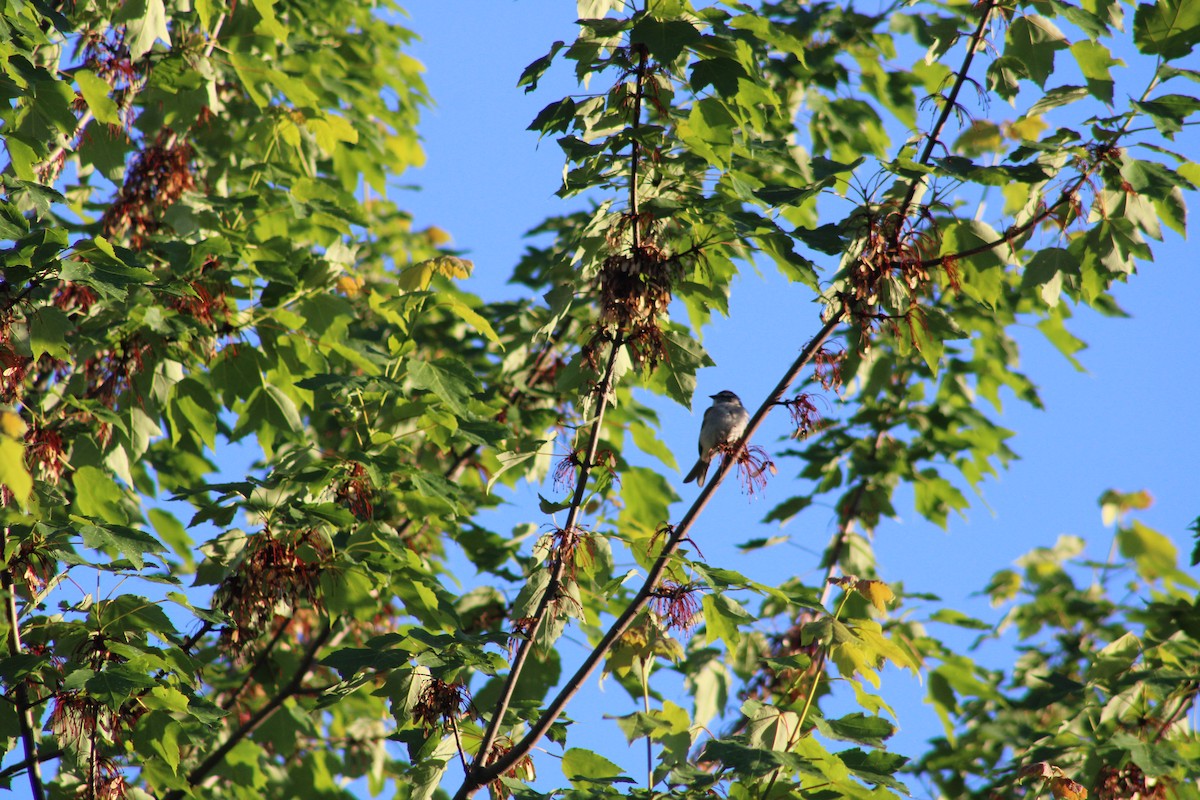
top-left (684, 390), bottom-right (750, 487)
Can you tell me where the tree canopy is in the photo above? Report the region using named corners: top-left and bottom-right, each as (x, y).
top-left (1, 1), bottom-right (1198, 799)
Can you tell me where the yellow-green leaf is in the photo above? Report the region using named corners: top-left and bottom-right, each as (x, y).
top-left (76, 70), bottom-right (121, 125)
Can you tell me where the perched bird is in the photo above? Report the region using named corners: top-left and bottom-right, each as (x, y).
top-left (684, 390), bottom-right (750, 487)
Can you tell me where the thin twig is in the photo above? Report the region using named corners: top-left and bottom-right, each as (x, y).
top-left (467, 46), bottom-right (654, 779)
top-left (897, 0), bottom-right (997, 221)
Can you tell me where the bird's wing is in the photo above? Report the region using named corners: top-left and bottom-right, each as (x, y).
top-left (698, 404), bottom-right (716, 454)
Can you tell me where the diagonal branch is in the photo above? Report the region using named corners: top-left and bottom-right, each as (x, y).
top-left (455, 315), bottom-right (841, 800)
top-left (469, 331), bottom-right (627, 775)
top-left (897, 0), bottom-right (998, 220)
top-left (162, 621), bottom-right (334, 800)
top-left (918, 170), bottom-right (1092, 269)
top-left (469, 42), bottom-right (654, 779)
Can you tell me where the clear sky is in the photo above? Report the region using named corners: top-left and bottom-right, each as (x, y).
top-left (393, 0), bottom-right (1200, 786)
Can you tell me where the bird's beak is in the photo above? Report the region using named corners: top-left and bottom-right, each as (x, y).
top-left (709, 393), bottom-right (719, 399)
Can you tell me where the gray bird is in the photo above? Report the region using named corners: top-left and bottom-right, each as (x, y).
top-left (684, 390), bottom-right (750, 486)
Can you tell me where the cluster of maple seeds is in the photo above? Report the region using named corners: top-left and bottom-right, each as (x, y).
top-left (101, 131), bottom-right (195, 250)
top-left (851, 207), bottom-right (941, 302)
top-left (597, 238), bottom-right (679, 368)
top-left (214, 528), bottom-right (331, 650)
top-left (649, 580), bottom-right (701, 631)
top-left (334, 461), bottom-right (374, 520)
top-left (168, 256), bottom-right (235, 341)
top-left (844, 206), bottom-right (950, 353)
top-left (482, 736), bottom-right (536, 800)
top-left (412, 677), bottom-right (474, 734)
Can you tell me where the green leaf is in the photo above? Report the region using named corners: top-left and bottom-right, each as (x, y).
top-left (1036, 313), bottom-right (1087, 371)
top-left (630, 17), bottom-right (701, 63)
top-left (148, 508), bottom-right (193, 570)
top-left (64, 664), bottom-right (158, 708)
top-left (518, 41), bottom-right (565, 93)
top-left (913, 468), bottom-right (968, 529)
top-left (0, 420), bottom-right (32, 506)
top-left (79, 524), bottom-right (167, 569)
top-left (407, 357), bottom-right (481, 418)
top-left (618, 467), bottom-right (677, 545)
top-left (645, 325), bottom-right (713, 407)
top-left (75, 70), bottom-right (121, 125)
top-left (1006, 15), bottom-right (1069, 88)
top-left (561, 748), bottom-right (632, 786)
top-left (816, 712), bottom-right (896, 747)
top-left (702, 593), bottom-right (753, 650)
top-left (1119, 157), bottom-right (1187, 198)
top-left (690, 57), bottom-right (748, 97)
top-left (250, 0), bottom-right (288, 40)
top-left (74, 466), bottom-right (130, 525)
top-left (435, 295), bottom-right (503, 348)
top-left (406, 734), bottom-right (458, 800)
top-left (1152, 186), bottom-right (1188, 237)
top-left (29, 307), bottom-right (71, 361)
top-left (1134, 0), bottom-right (1200, 59)
top-left (1027, 85), bottom-right (1091, 117)
top-left (928, 609), bottom-right (991, 630)
top-left (1134, 93), bottom-right (1200, 138)
top-left (835, 748), bottom-right (911, 791)
top-left (699, 739), bottom-right (787, 777)
top-left (168, 377), bottom-right (218, 450)
top-left (529, 99), bottom-right (577, 136)
top-left (1087, 632), bottom-right (1142, 681)
top-left (762, 495), bottom-right (812, 525)
top-left (1118, 521), bottom-right (1180, 581)
top-left (321, 635), bottom-right (414, 676)
top-left (629, 418), bottom-right (677, 470)
top-left (307, 113), bottom-right (359, 154)
top-left (115, 0), bottom-right (171, 60)
top-left (1070, 40), bottom-right (1121, 103)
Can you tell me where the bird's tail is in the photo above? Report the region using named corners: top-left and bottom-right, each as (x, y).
top-left (683, 458), bottom-right (709, 486)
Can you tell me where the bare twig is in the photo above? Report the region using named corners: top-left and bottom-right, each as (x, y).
top-left (897, 0), bottom-right (998, 220)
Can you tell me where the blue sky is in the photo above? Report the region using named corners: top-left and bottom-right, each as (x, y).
top-left (392, 0), bottom-right (1200, 789)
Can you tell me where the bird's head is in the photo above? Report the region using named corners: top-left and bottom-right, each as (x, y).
top-left (710, 390), bottom-right (742, 405)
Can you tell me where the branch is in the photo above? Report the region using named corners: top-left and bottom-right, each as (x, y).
top-left (220, 617), bottom-right (293, 711)
top-left (629, 44), bottom-right (647, 249)
top-left (455, 315), bottom-right (841, 800)
top-left (468, 46), bottom-right (654, 778)
top-left (469, 331), bottom-right (626, 775)
top-left (0, 748), bottom-right (62, 784)
top-left (918, 170), bottom-right (1092, 269)
top-left (897, 0), bottom-right (998, 220)
top-left (0, 529), bottom-right (47, 800)
top-left (162, 622), bottom-right (334, 800)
